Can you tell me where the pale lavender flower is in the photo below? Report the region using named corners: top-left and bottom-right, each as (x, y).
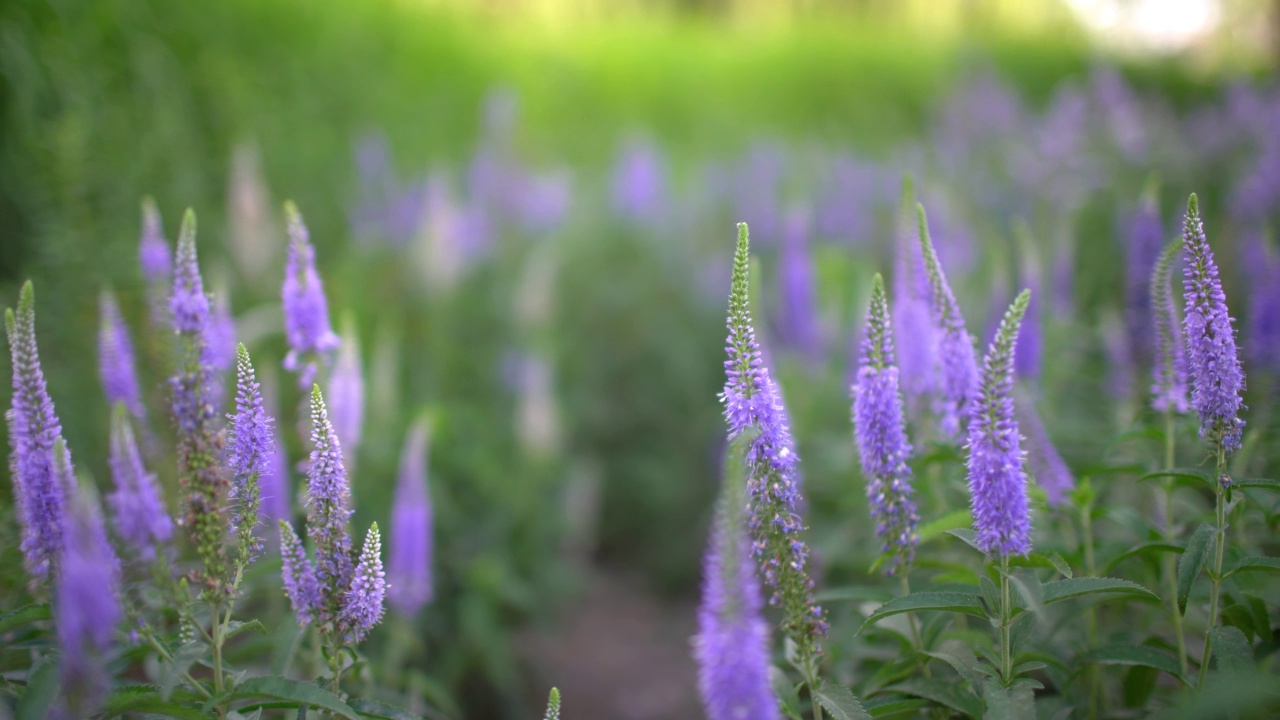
top-left (918, 205), bottom-right (979, 439)
top-left (279, 520), bottom-right (319, 626)
top-left (107, 405), bottom-right (171, 559)
top-left (388, 417), bottom-right (433, 615)
top-left (734, 142), bottom-right (785, 244)
top-left (852, 274), bottom-right (918, 574)
top-left (968, 290), bottom-right (1032, 557)
top-left (228, 345), bottom-right (274, 560)
top-left (5, 281), bottom-right (68, 578)
top-left (516, 169), bottom-right (572, 235)
top-left (262, 428), bottom-right (292, 524)
top-left (1014, 257), bottom-right (1042, 384)
top-left (328, 327), bottom-right (364, 459)
top-left (611, 136), bottom-right (668, 224)
top-left (139, 197), bottom-right (171, 282)
top-left (777, 208), bottom-right (821, 361)
top-left (1151, 240), bottom-right (1190, 413)
top-left (1181, 194), bottom-right (1246, 455)
top-left (305, 385), bottom-right (354, 624)
top-left (341, 523), bottom-right (386, 643)
top-left (891, 179), bottom-right (938, 407)
top-left (207, 290), bottom-right (237, 373)
top-left (98, 290), bottom-right (145, 418)
top-left (56, 474), bottom-right (121, 717)
top-left (283, 202), bottom-right (340, 387)
top-left (1015, 389), bottom-right (1073, 508)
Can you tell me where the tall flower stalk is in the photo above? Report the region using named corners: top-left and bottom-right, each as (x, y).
top-left (917, 204), bottom-right (978, 440)
top-left (283, 202), bottom-right (341, 387)
top-left (139, 196), bottom-right (172, 329)
top-left (967, 289), bottom-right (1032, 685)
top-left (720, 222), bottom-right (826, 697)
top-left (99, 290), bottom-right (146, 419)
top-left (1180, 194), bottom-right (1246, 685)
top-left (387, 416), bottom-right (434, 616)
top-left (108, 404), bottom-right (172, 560)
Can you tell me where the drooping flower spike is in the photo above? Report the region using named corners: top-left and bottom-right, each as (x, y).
top-left (107, 404), bottom-right (172, 559)
top-left (99, 290), bottom-right (145, 419)
top-left (720, 222), bottom-right (826, 661)
top-left (388, 415), bottom-right (434, 615)
top-left (1150, 239), bottom-right (1190, 414)
top-left (1181, 194), bottom-right (1245, 458)
top-left (169, 209), bottom-right (230, 596)
top-left (283, 202), bottom-right (341, 387)
top-left (967, 289), bottom-right (1033, 557)
top-left (917, 204), bottom-right (979, 439)
top-left (852, 274), bottom-right (918, 575)
top-left (228, 344), bottom-right (275, 568)
top-left (694, 429), bottom-right (780, 720)
top-left (5, 280), bottom-right (69, 579)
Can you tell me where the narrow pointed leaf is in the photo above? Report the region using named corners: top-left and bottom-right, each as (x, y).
top-left (15, 656), bottom-right (57, 720)
top-left (885, 678), bottom-right (983, 717)
top-left (229, 676), bottom-right (358, 719)
top-left (1103, 541), bottom-right (1182, 573)
top-left (858, 592), bottom-right (986, 635)
top-left (1081, 644), bottom-right (1189, 686)
top-left (102, 685), bottom-right (210, 719)
top-left (1177, 523), bottom-right (1214, 615)
top-left (923, 639), bottom-right (983, 686)
top-left (0, 604), bottom-right (51, 636)
top-left (225, 620), bottom-right (268, 641)
top-left (1225, 556), bottom-right (1280, 579)
top-left (1210, 626), bottom-right (1254, 675)
top-left (945, 528), bottom-right (981, 552)
top-left (350, 698), bottom-right (445, 720)
top-left (813, 682), bottom-right (872, 720)
top-left (1137, 468), bottom-right (1215, 491)
top-left (1041, 577), bottom-right (1157, 605)
top-left (981, 678), bottom-right (1035, 720)
top-left (1233, 477), bottom-right (1280, 492)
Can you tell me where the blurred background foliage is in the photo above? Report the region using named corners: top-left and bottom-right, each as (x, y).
top-left (1, 0), bottom-right (1278, 717)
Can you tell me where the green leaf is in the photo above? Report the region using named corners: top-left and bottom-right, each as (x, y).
top-left (225, 620), bottom-right (267, 641)
top-left (919, 509), bottom-right (972, 543)
top-left (812, 682), bottom-right (872, 720)
top-left (946, 528), bottom-right (981, 552)
top-left (769, 666), bottom-right (804, 720)
top-left (1081, 644), bottom-right (1189, 686)
top-left (1041, 577), bottom-right (1157, 605)
top-left (1209, 626), bottom-right (1254, 675)
top-left (1138, 467), bottom-right (1214, 490)
top-left (350, 698), bottom-right (441, 720)
top-left (865, 698), bottom-right (930, 717)
top-left (16, 656), bottom-right (57, 720)
top-left (102, 685), bottom-right (209, 719)
top-left (1178, 523), bottom-right (1215, 615)
top-left (0, 604), bottom-right (51, 636)
top-left (978, 576), bottom-right (1000, 615)
top-left (923, 639), bottom-right (983, 686)
top-left (981, 678), bottom-right (1035, 720)
top-left (160, 640), bottom-right (208, 699)
top-left (858, 592), bottom-right (986, 635)
top-left (1233, 477), bottom-right (1280, 492)
top-left (1225, 556), bottom-right (1280, 579)
top-left (1103, 541), bottom-right (1183, 574)
top-left (229, 676), bottom-right (357, 719)
top-left (886, 678), bottom-right (983, 718)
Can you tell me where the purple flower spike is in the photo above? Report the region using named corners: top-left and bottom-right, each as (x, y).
top-left (853, 274), bottom-right (918, 575)
top-left (170, 212), bottom-right (209, 336)
top-left (891, 180), bottom-right (938, 407)
top-left (99, 291), bottom-right (145, 419)
top-left (917, 205), bottom-right (979, 439)
top-left (720, 222), bottom-right (825, 659)
top-left (207, 291), bottom-right (237, 373)
top-left (611, 136), bottom-right (668, 224)
top-left (967, 290), bottom-right (1033, 557)
top-left (341, 523), bottom-right (387, 644)
top-left (328, 324), bottom-right (364, 460)
top-left (228, 345), bottom-right (274, 564)
top-left (694, 434), bottom-right (780, 720)
top-left (139, 197), bottom-right (171, 283)
top-left (1015, 390), bottom-right (1074, 508)
top-left (108, 405), bottom-right (172, 559)
top-left (262, 428), bottom-right (292, 524)
top-left (5, 280), bottom-right (68, 579)
top-left (305, 384), bottom-right (354, 625)
top-left (388, 417), bottom-right (433, 615)
top-left (56, 472), bottom-right (121, 717)
top-left (1181, 194), bottom-right (1246, 455)
top-left (283, 202), bottom-right (340, 387)
top-left (279, 520), bottom-right (320, 626)
top-left (1151, 240), bottom-right (1190, 414)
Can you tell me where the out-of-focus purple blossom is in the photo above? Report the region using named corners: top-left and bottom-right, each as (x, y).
top-left (56, 473), bottom-right (121, 717)
top-left (227, 143), bottom-right (276, 279)
top-left (170, 212), bottom-right (209, 337)
top-left (228, 345), bottom-right (274, 561)
top-left (1231, 129), bottom-right (1280, 223)
top-left (515, 169), bottom-right (572, 235)
top-left (5, 281), bottom-right (68, 579)
top-left (967, 290), bottom-right (1032, 557)
top-left (735, 141), bottom-right (786, 245)
top-left (1014, 254), bottom-right (1043, 383)
top-left (917, 206), bottom-right (979, 440)
top-left (1101, 312), bottom-right (1136, 402)
top-left (1151, 239), bottom-right (1190, 413)
top-left (1242, 231), bottom-right (1280, 374)
top-left (891, 179), bottom-right (938, 408)
top-left (513, 351), bottom-right (562, 459)
top-left (98, 290), bottom-right (145, 419)
top-left (1181, 194), bottom-right (1246, 455)
top-left (694, 442), bottom-right (779, 720)
top-left (341, 523), bottom-right (386, 643)
top-left (776, 208), bottom-right (822, 362)
top-left (611, 136), bottom-right (669, 224)
top-left (108, 405), bottom-right (171, 559)
top-left (1016, 389), bottom-right (1074, 508)
top-left (1091, 65), bottom-right (1147, 163)
top-left (283, 203), bottom-right (341, 387)
top-left (328, 327), bottom-right (364, 461)
top-left (1125, 184), bottom-right (1166, 364)
top-left (388, 417), bottom-right (433, 615)
top-left (207, 290), bottom-right (237, 374)
top-left (139, 197), bottom-right (171, 284)
top-left (263, 427), bottom-right (292, 524)
top-left (305, 385), bottom-right (355, 625)
top-left (815, 154), bottom-right (885, 243)
top-left (279, 520), bottom-right (319, 626)
top-left (852, 274), bottom-right (918, 574)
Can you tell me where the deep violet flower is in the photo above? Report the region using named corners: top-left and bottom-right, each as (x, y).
top-left (228, 345), bottom-right (274, 564)
top-left (5, 281), bottom-right (69, 578)
top-left (694, 432), bottom-right (780, 720)
top-left (852, 274), bottom-right (918, 575)
top-left (967, 290), bottom-right (1033, 557)
top-left (305, 385), bottom-right (355, 626)
top-left (341, 523), bottom-right (387, 643)
top-left (1015, 389), bottom-right (1074, 508)
top-left (720, 222), bottom-right (825, 659)
top-left (56, 471), bottom-right (121, 717)
top-left (388, 417), bottom-right (433, 615)
top-left (917, 205), bottom-right (979, 439)
top-left (283, 202), bottom-right (340, 387)
top-left (1151, 239), bottom-right (1190, 413)
top-left (107, 405), bottom-right (171, 559)
top-left (279, 520), bottom-right (319, 626)
top-left (98, 290), bottom-right (145, 418)
top-left (1181, 194), bottom-right (1245, 455)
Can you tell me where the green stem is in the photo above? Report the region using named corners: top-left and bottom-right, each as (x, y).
top-left (142, 630), bottom-right (213, 700)
top-left (901, 574), bottom-right (931, 678)
top-left (1162, 411), bottom-right (1189, 676)
top-left (1198, 444), bottom-right (1229, 687)
top-left (999, 555), bottom-right (1012, 684)
top-left (1081, 502), bottom-right (1100, 719)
